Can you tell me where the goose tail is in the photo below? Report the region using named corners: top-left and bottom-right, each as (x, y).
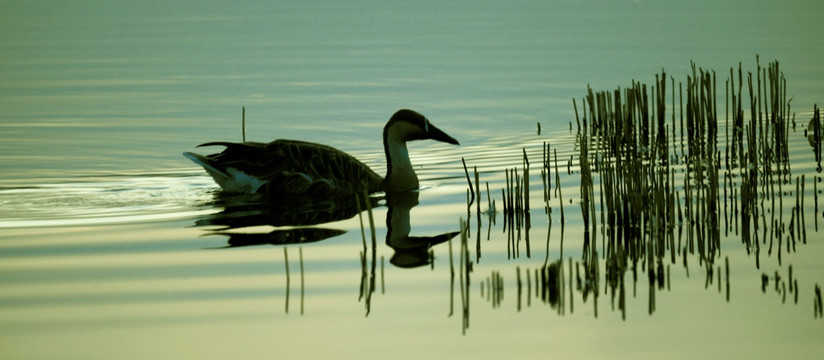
top-left (183, 152), bottom-right (229, 181)
top-left (183, 152), bottom-right (265, 193)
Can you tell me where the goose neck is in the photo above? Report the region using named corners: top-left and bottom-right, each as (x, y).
top-left (383, 138), bottom-right (418, 192)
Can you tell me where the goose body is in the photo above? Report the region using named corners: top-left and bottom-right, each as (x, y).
top-left (184, 109), bottom-right (459, 195)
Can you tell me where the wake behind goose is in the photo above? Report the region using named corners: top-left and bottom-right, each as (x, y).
top-left (184, 109), bottom-right (460, 195)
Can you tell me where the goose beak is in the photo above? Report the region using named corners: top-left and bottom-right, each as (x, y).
top-left (427, 123), bottom-right (460, 145)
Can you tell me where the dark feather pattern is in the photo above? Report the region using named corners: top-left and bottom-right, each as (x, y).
top-left (194, 139), bottom-right (384, 195)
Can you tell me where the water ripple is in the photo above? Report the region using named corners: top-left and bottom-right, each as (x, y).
top-left (0, 175), bottom-right (217, 228)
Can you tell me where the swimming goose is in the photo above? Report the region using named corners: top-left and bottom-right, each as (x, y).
top-left (183, 109), bottom-right (460, 195)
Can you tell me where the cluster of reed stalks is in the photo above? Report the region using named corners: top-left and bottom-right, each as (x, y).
top-left (458, 57), bottom-right (820, 323)
top-left (571, 57), bottom-right (817, 316)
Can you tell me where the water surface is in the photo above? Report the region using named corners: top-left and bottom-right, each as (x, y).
top-left (2, 1), bottom-right (824, 359)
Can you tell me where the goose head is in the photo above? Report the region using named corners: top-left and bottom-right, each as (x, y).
top-left (382, 109), bottom-right (460, 192)
top-left (383, 109), bottom-right (460, 145)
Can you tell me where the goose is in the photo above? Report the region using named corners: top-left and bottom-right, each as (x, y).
top-left (183, 109), bottom-right (460, 195)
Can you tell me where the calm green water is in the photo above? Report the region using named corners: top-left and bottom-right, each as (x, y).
top-left (2, 1), bottom-right (824, 359)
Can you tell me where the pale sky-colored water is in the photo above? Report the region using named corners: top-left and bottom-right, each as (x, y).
top-left (1, 0), bottom-right (822, 183)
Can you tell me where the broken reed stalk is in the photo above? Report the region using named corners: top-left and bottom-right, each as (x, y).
top-left (299, 247), bottom-right (305, 315)
top-left (526, 268), bottom-right (532, 307)
top-left (355, 192), bottom-right (367, 250)
top-left (242, 106), bottom-right (246, 142)
top-left (523, 148), bottom-right (530, 213)
top-left (459, 218), bottom-right (470, 334)
top-left (504, 168), bottom-right (510, 218)
top-left (811, 105), bottom-right (822, 169)
top-left (574, 96), bottom-right (585, 136)
top-left (517, 266), bottom-right (522, 311)
top-left (363, 188), bottom-right (377, 249)
top-left (522, 149), bottom-right (532, 257)
top-left (459, 218), bottom-right (466, 331)
top-left (542, 142), bottom-right (550, 214)
top-left (554, 148), bottom-right (565, 225)
top-left (284, 247), bottom-right (290, 313)
top-left (449, 227), bottom-right (455, 317)
top-left (358, 245), bottom-right (367, 301)
top-left (801, 175), bottom-right (807, 244)
top-left (546, 142), bottom-right (552, 194)
top-left (475, 166), bottom-right (481, 217)
top-left (815, 175), bottom-right (819, 232)
top-left (725, 256), bottom-right (730, 302)
top-left (486, 181), bottom-right (493, 217)
top-left (795, 177), bottom-right (801, 249)
top-left (475, 166), bottom-right (482, 261)
top-left (462, 158), bottom-right (475, 207)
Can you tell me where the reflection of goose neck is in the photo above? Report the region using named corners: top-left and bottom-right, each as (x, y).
top-left (385, 192), bottom-right (419, 247)
top-left (384, 192), bottom-right (460, 268)
top-left (383, 137), bottom-right (419, 192)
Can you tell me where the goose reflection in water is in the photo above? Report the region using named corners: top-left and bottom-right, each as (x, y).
top-left (384, 191), bottom-right (461, 268)
top-left (197, 190), bottom-right (459, 268)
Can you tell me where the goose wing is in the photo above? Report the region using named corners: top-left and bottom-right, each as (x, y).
top-left (190, 140), bottom-right (383, 195)
top-left (260, 140), bottom-right (384, 194)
